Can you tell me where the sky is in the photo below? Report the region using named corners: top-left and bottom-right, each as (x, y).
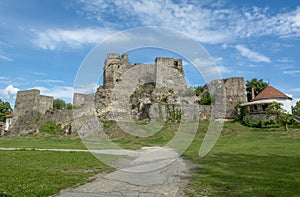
top-left (0, 0), bottom-right (300, 107)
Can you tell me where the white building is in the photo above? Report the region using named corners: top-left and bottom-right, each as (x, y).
top-left (5, 113), bottom-right (13, 131)
top-left (241, 86), bottom-right (292, 115)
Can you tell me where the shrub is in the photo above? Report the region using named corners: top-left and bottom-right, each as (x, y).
top-left (242, 117), bottom-right (263, 128)
top-left (39, 121), bottom-right (62, 134)
top-left (199, 94), bottom-right (212, 105)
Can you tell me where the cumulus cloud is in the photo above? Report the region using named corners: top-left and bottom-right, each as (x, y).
top-left (235, 44), bottom-right (271, 63)
top-left (30, 1), bottom-right (300, 50)
top-left (77, 0), bottom-right (300, 43)
top-left (32, 28), bottom-right (116, 50)
top-left (32, 86), bottom-right (74, 101)
top-left (2, 85), bottom-right (19, 99)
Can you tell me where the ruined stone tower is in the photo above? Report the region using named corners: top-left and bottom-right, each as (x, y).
top-left (13, 89), bottom-right (53, 117)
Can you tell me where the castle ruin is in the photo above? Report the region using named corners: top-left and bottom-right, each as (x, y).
top-left (10, 53), bottom-right (248, 135)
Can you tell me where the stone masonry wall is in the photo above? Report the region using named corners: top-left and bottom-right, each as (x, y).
top-left (39, 95), bottom-right (53, 114)
top-left (13, 89), bottom-right (41, 117)
top-left (203, 77), bottom-right (247, 119)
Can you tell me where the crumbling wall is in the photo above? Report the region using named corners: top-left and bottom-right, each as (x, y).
top-left (104, 53), bottom-right (132, 89)
top-left (13, 89), bottom-right (54, 117)
top-left (39, 95), bottom-right (53, 114)
top-left (13, 89), bottom-right (41, 117)
top-left (155, 57), bottom-right (186, 95)
top-left (203, 77), bottom-right (247, 119)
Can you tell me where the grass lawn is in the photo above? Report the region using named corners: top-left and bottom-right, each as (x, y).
top-left (0, 135), bottom-right (86, 149)
top-left (184, 121), bottom-right (300, 196)
top-left (0, 150), bottom-right (113, 197)
top-left (0, 121), bottom-right (299, 196)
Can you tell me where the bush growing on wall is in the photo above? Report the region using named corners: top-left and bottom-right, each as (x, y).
top-left (40, 121), bottom-right (62, 134)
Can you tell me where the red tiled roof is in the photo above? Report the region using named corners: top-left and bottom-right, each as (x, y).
top-left (5, 113), bottom-right (13, 118)
top-left (251, 86), bottom-right (292, 101)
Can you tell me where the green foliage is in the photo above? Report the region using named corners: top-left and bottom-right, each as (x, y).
top-left (246, 78), bottom-right (268, 101)
top-left (236, 104), bottom-right (247, 121)
top-left (199, 94), bottom-right (212, 105)
top-left (157, 102), bottom-right (164, 122)
top-left (53, 98), bottom-right (66, 110)
top-left (183, 87), bottom-right (196, 96)
top-left (292, 100), bottom-right (300, 116)
top-left (266, 102), bottom-right (293, 131)
top-left (195, 86), bottom-right (204, 96)
top-left (0, 99), bottom-right (13, 122)
top-left (53, 98), bottom-right (72, 110)
top-left (165, 104), bottom-right (182, 123)
top-left (39, 121), bottom-right (62, 134)
top-left (242, 116), bottom-right (264, 128)
top-left (65, 103), bottom-right (73, 110)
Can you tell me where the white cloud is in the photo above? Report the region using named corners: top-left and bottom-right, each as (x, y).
top-left (283, 70), bottom-right (300, 77)
top-left (31, 86), bottom-right (74, 101)
top-left (32, 27), bottom-right (116, 50)
top-left (2, 85), bottom-right (19, 99)
top-left (77, 1), bottom-right (300, 44)
top-left (35, 79), bottom-right (64, 83)
top-left (292, 98), bottom-right (300, 106)
top-left (0, 54), bottom-right (13, 62)
top-left (30, 72), bottom-right (47, 76)
top-left (191, 58), bottom-right (227, 81)
top-left (235, 44), bottom-right (271, 63)
top-left (290, 87), bottom-right (300, 92)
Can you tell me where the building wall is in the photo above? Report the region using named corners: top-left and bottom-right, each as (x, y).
top-left (275, 98), bottom-right (292, 114)
top-left (5, 117), bottom-right (12, 131)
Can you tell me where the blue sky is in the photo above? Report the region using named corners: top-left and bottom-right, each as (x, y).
top-left (0, 0), bottom-right (300, 107)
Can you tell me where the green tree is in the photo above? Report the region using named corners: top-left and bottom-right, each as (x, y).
top-left (53, 98), bottom-right (66, 110)
top-left (292, 101), bottom-right (300, 116)
top-left (65, 103), bottom-right (73, 110)
top-left (195, 86), bottom-right (204, 96)
top-left (199, 94), bottom-right (212, 105)
top-left (0, 99), bottom-right (13, 122)
top-left (246, 78), bottom-right (268, 101)
top-left (266, 102), bottom-right (293, 131)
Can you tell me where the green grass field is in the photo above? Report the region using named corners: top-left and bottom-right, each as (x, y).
top-left (0, 121), bottom-right (299, 196)
top-left (0, 150), bottom-right (113, 196)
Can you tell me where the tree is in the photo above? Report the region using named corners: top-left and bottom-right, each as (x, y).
top-left (266, 102), bottom-right (293, 131)
top-left (292, 101), bottom-right (300, 116)
top-left (0, 99), bottom-right (13, 122)
top-left (53, 98), bottom-right (66, 110)
top-left (65, 103), bottom-right (73, 110)
top-left (195, 86), bottom-right (204, 97)
top-left (246, 78), bottom-right (268, 101)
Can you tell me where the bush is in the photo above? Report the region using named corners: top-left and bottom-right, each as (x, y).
top-left (242, 116), bottom-right (264, 128)
top-left (199, 94), bottom-right (212, 105)
top-left (39, 121), bottom-right (62, 134)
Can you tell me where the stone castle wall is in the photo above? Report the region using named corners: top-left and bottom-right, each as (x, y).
top-left (14, 89), bottom-right (53, 117)
top-left (11, 53), bottom-right (248, 135)
top-left (203, 77), bottom-right (247, 119)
